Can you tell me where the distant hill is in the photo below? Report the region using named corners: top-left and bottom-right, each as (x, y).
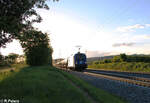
top-left (130, 54), bottom-right (150, 56)
top-left (87, 56), bottom-right (114, 62)
top-left (87, 54), bottom-right (150, 63)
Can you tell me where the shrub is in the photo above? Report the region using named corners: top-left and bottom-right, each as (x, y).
top-left (120, 54), bottom-right (127, 62)
top-left (104, 59), bottom-right (112, 63)
top-left (112, 56), bottom-right (121, 62)
top-left (20, 30), bottom-right (53, 66)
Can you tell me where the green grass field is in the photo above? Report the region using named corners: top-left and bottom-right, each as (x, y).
top-left (89, 62), bottom-right (150, 72)
top-left (0, 65), bottom-right (126, 103)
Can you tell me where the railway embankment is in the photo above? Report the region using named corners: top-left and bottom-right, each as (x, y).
top-left (69, 70), bottom-right (150, 103)
top-left (0, 65), bottom-right (126, 103)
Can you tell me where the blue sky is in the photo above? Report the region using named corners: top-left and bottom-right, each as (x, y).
top-left (50, 0), bottom-right (150, 26)
top-left (48, 0), bottom-right (150, 36)
top-left (49, 0), bottom-right (150, 57)
top-left (1, 0), bottom-right (150, 58)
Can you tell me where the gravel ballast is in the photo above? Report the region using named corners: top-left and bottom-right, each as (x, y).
top-left (70, 71), bottom-right (150, 103)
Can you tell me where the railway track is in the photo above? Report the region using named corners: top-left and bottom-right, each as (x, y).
top-left (83, 69), bottom-right (150, 88)
top-left (86, 69), bottom-right (150, 78)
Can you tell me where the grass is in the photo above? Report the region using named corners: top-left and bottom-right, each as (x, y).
top-left (57, 69), bottom-right (126, 103)
top-left (0, 64), bottom-right (27, 81)
top-left (88, 62), bottom-right (150, 72)
top-left (0, 65), bottom-right (126, 103)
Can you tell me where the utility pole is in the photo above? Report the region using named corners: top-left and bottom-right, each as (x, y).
top-left (75, 45), bottom-right (82, 53)
top-left (59, 49), bottom-right (61, 59)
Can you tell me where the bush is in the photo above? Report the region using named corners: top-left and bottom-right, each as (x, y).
top-left (20, 30), bottom-right (53, 66)
top-left (112, 56), bottom-right (121, 62)
top-left (120, 54), bottom-right (127, 62)
top-left (104, 59), bottom-right (112, 63)
top-left (7, 53), bottom-right (19, 64)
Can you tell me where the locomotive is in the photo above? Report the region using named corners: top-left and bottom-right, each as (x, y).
top-left (67, 52), bottom-right (87, 71)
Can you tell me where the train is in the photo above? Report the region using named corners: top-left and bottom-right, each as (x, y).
top-left (67, 52), bottom-right (87, 71)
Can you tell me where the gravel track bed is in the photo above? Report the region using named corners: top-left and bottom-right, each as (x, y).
top-left (69, 71), bottom-right (150, 103)
top-left (86, 69), bottom-right (150, 78)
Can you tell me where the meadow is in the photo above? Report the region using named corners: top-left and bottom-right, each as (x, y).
top-left (88, 54), bottom-right (150, 72)
top-left (88, 62), bottom-right (150, 72)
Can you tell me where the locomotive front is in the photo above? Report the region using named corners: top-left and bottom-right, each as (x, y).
top-left (74, 52), bottom-right (87, 71)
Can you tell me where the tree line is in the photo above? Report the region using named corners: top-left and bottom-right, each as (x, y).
top-left (0, 0), bottom-right (59, 66)
top-left (0, 53), bottom-right (24, 67)
top-left (93, 54), bottom-right (150, 65)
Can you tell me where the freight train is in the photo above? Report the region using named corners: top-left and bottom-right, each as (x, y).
top-left (67, 52), bottom-right (87, 71)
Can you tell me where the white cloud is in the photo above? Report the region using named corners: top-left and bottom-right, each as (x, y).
top-left (86, 51), bottom-right (118, 57)
top-left (112, 42), bottom-right (135, 47)
top-left (146, 24), bottom-right (150, 27)
top-left (116, 24), bottom-right (149, 32)
top-left (132, 34), bottom-right (150, 41)
top-left (111, 33), bottom-right (150, 46)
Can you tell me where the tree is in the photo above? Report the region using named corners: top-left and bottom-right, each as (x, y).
top-left (112, 56), bottom-right (121, 62)
top-left (120, 53), bottom-right (127, 62)
top-left (0, 0), bottom-right (59, 48)
top-left (7, 53), bottom-right (19, 64)
top-left (0, 53), bottom-right (4, 66)
top-left (104, 59), bottom-right (112, 63)
top-left (20, 29), bottom-right (53, 66)
top-left (0, 53), bottom-right (4, 61)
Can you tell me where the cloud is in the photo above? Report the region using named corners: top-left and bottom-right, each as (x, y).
top-left (146, 24), bottom-right (150, 27)
top-left (112, 42), bottom-right (135, 47)
top-left (132, 35), bottom-right (150, 40)
top-left (86, 51), bottom-right (115, 57)
top-left (116, 24), bottom-right (150, 32)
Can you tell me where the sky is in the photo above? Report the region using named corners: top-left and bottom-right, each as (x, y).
top-left (1, 0), bottom-right (150, 58)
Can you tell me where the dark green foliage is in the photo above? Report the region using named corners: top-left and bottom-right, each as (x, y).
top-left (89, 54), bottom-right (150, 72)
top-left (126, 55), bottom-right (150, 62)
top-left (0, 0), bottom-right (59, 47)
top-left (0, 53), bottom-right (4, 66)
top-left (104, 59), bottom-right (112, 63)
top-left (0, 53), bottom-right (4, 61)
top-left (112, 56), bottom-right (121, 62)
top-left (20, 30), bottom-right (53, 66)
top-left (101, 54), bottom-right (150, 63)
top-left (120, 53), bottom-right (127, 62)
top-left (89, 62), bottom-right (150, 72)
top-left (93, 61), bottom-right (99, 65)
top-left (7, 53), bottom-right (19, 64)
top-left (25, 46), bottom-right (52, 66)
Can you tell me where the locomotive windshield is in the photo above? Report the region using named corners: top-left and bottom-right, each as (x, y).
top-left (76, 54), bottom-right (86, 61)
top-left (74, 53), bottom-right (86, 63)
